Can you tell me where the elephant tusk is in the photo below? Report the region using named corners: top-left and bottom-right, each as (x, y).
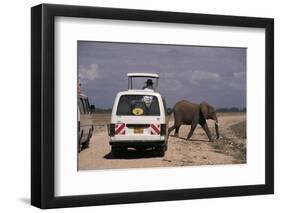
top-left (215, 122), bottom-right (220, 126)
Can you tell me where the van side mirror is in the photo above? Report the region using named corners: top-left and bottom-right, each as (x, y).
top-left (90, 105), bottom-right (95, 112)
top-left (167, 108), bottom-right (172, 115)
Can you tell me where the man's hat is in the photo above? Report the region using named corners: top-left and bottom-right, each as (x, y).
top-left (146, 79), bottom-right (153, 85)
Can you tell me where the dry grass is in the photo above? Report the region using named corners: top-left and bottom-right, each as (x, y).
top-left (211, 120), bottom-right (246, 163)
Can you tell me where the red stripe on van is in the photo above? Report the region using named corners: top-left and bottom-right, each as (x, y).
top-left (150, 124), bottom-right (160, 135)
top-left (115, 123), bottom-right (125, 135)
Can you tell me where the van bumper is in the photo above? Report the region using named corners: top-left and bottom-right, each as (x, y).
top-left (110, 140), bottom-right (165, 147)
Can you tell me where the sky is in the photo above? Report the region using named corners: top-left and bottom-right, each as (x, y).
top-left (78, 41), bottom-right (246, 109)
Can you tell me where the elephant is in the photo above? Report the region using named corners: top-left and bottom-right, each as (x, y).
top-left (168, 100), bottom-right (220, 142)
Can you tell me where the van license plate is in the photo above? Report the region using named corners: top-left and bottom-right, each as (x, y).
top-left (134, 128), bottom-right (143, 134)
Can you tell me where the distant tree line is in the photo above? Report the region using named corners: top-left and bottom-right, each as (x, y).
top-left (216, 107), bottom-right (246, 112)
top-left (94, 108), bottom-right (112, 113)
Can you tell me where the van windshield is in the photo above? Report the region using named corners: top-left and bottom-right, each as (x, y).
top-left (117, 95), bottom-right (160, 116)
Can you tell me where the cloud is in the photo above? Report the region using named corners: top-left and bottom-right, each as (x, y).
top-left (187, 70), bottom-right (221, 86)
top-left (79, 64), bottom-right (100, 81)
top-left (226, 82), bottom-right (244, 90)
top-left (233, 72), bottom-right (246, 79)
top-left (219, 72), bottom-right (246, 91)
top-left (78, 41), bottom-right (246, 108)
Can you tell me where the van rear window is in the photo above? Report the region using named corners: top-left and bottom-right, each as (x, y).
top-left (117, 95), bottom-right (160, 116)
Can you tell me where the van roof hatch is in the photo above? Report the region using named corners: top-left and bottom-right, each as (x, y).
top-left (127, 73), bottom-right (159, 91)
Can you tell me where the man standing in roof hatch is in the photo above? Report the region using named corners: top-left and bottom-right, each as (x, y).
top-left (143, 79), bottom-right (154, 91)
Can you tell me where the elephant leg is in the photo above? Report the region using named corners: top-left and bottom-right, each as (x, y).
top-left (187, 123), bottom-right (197, 140)
top-left (199, 120), bottom-right (213, 142)
top-left (168, 125), bottom-right (176, 136)
top-left (168, 123), bottom-right (181, 137)
top-left (174, 126), bottom-right (180, 137)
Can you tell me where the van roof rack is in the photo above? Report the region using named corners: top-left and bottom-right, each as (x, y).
top-left (127, 73), bottom-right (159, 78)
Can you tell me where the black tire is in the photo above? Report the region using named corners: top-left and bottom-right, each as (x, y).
top-left (164, 142), bottom-right (168, 151)
top-left (78, 143), bottom-right (81, 153)
top-left (84, 128), bottom-right (92, 149)
top-left (111, 146), bottom-right (122, 157)
top-left (84, 139), bottom-right (90, 149)
top-left (157, 146), bottom-right (165, 157)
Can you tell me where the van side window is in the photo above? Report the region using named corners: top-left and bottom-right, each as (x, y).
top-left (85, 98), bottom-right (91, 113)
top-left (82, 98), bottom-right (89, 113)
top-left (162, 96), bottom-right (167, 112)
top-left (78, 98), bottom-right (83, 114)
top-left (79, 98), bottom-right (85, 114)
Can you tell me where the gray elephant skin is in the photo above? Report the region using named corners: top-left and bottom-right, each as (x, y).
top-left (168, 100), bottom-right (220, 142)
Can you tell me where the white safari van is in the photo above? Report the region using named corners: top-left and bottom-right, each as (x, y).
top-left (108, 73), bottom-right (169, 156)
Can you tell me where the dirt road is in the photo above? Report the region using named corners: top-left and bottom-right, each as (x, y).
top-left (79, 113), bottom-right (246, 170)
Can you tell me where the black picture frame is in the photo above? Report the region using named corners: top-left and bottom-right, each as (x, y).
top-left (31, 3), bottom-right (274, 209)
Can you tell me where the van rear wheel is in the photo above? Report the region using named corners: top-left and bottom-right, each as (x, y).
top-left (164, 142), bottom-right (168, 151)
top-left (157, 145), bottom-right (165, 157)
top-left (111, 146), bottom-right (122, 157)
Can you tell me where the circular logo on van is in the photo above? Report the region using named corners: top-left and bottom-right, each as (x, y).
top-left (132, 108), bottom-right (143, 115)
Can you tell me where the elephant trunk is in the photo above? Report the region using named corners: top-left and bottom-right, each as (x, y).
top-left (214, 114), bottom-right (220, 139)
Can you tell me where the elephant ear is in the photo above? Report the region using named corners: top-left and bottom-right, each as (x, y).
top-left (200, 102), bottom-right (209, 119)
